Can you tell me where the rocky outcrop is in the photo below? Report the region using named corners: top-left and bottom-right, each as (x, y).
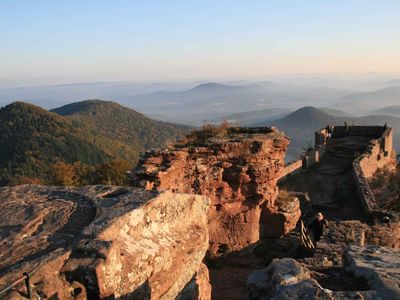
top-left (261, 192), bottom-right (301, 238)
top-left (131, 127), bottom-right (299, 255)
top-left (345, 245), bottom-right (400, 298)
top-left (246, 258), bottom-right (332, 300)
top-left (0, 185), bottom-right (210, 299)
top-left (247, 251), bottom-right (400, 300)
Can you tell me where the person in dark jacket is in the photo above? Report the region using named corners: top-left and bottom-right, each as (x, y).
top-left (344, 122), bottom-right (349, 135)
top-left (308, 212), bottom-right (328, 243)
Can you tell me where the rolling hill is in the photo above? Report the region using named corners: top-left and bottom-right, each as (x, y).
top-left (374, 105), bottom-right (400, 117)
top-left (333, 85), bottom-right (400, 115)
top-left (0, 102), bottom-right (110, 185)
top-left (121, 81), bottom-right (356, 124)
top-left (51, 99), bottom-right (189, 152)
top-left (0, 81), bottom-right (200, 109)
top-left (0, 100), bottom-right (189, 185)
top-left (0, 80), bottom-right (358, 125)
top-left (318, 108), bottom-right (354, 117)
top-left (219, 108), bottom-right (291, 126)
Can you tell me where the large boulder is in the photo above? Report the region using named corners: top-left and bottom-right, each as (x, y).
top-left (0, 185), bottom-right (211, 299)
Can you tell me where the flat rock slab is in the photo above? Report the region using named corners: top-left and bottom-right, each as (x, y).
top-left (346, 245), bottom-right (400, 298)
top-left (0, 185), bottom-right (211, 299)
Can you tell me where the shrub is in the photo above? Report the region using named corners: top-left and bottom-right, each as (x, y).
top-left (186, 121), bottom-right (231, 144)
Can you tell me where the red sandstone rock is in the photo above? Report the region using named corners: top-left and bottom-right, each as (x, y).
top-left (261, 193), bottom-right (301, 238)
top-left (177, 263), bottom-right (211, 300)
top-left (0, 185), bottom-right (210, 299)
top-left (132, 128), bottom-right (300, 254)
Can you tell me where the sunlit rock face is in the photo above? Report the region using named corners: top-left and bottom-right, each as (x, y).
top-left (132, 127), bottom-right (299, 255)
top-left (0, 185), bottom-right (210, 299)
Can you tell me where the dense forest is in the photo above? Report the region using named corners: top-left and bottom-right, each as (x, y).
top-left (0, 101), bottom-right (190, 186)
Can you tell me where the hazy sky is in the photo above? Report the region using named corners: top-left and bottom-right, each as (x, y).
top-left (1, 0), bottom-right (400, 85)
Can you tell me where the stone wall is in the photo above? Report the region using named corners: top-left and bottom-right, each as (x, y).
top-left (278, 159), bottom-right (303, 180)
top-left (280, 125), bottom-right (398, 224)
top-left (0, 185), bottom-right (211, 299)
top-left (333, 125), bottom-right (385, 139)
top-left (132, 127), bottom-right (301, 255)
top-left (352, 127), bottom-right (398, 222)
top-left (278, 128), bottom-right (328, 181)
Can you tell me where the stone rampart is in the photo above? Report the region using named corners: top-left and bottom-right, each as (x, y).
top-left (351, 127), bottom-right (398, 222)
top-left (280, 125), bottom-right (398, 224)
top-left (278, 128), bottom-right (328, 181)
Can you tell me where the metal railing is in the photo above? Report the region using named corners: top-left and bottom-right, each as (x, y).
top-left (0, 267), bottom-right (39, 299)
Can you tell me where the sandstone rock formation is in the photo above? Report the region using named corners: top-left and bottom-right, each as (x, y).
top-left (132, 127), bottom-right (300, 255)
top-left (261, 192), bottom-right (301, 238)
top-left (0, 185), bottom-right (210, 299)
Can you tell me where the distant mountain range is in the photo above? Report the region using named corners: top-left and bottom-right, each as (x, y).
top-left (0, 80), bottom-right (358, 125)
top-left (250, 106), bottom-right (400, 161)
top-left (221, 107), bottom-right (353, 127)
top-left (386, 79), bottom-right (400, 86)
top-left (0, 100), bottom-right (189, 185)
top-left (0, 81), bottom-right (201, 109)
top-left (374, 105), bottom-right (400, 117)
top-left (218, 108), bottom-right (292, 126)
top-left (122, 81), bottom-right (356, 124)
top-left (333, 85), bottom-right (400, 115)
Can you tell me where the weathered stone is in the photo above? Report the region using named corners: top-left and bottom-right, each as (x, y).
top-left (248, 252), bottom-right (400, 300)
top-left (261, 194), bottom-right (301, 238)
top-left (246, 258), bottom-right (332, 300)
top-left (177, 263), bottom-right (211, 300)
top-left (345, 245), bottom-right (400, 299)
top-left (0, 185), bottom-right (210, 299)
top-left (132, 128), bottom-right (299, 254)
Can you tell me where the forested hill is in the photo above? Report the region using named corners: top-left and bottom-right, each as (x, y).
top-left (0, 102), bottom-right (110, 185)
top-left (51, 100), bottom-right (189, 150)
top-left (0, 101), bottom-right (190, 186)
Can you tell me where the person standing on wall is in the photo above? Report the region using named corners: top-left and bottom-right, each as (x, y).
top-left (344, 122), bottom-right (349, 136)
top-left (326, 125), bottom-right (333, 139)
top-left (307, 212), bottom-right (328, 244)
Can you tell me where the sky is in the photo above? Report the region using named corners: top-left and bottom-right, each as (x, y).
top-left (1, 0), bottom-right (400, 86)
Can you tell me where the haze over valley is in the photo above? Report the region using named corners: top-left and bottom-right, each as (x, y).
top-left (1, 75), bottom-right (399, 162)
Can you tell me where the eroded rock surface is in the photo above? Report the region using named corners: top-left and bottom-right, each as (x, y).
top-left (132, 127), bottom-right (299, 254)
top-left (261, 193), bottom-right (301, 238)
top-left (0, 185), bottom-right (210, 299)
top-left (345, 245), bottom-right (400, 298)
top-left (247, 253), bottom-right (400, 300)
top-left (246, 258), bottom-right (332, 300)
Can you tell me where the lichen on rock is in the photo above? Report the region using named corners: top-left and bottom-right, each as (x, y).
top-left (0, 185), bottom-right (211, 299)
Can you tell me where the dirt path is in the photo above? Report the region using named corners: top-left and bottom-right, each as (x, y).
top-left (280, 136), bottom-right (371, 221)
